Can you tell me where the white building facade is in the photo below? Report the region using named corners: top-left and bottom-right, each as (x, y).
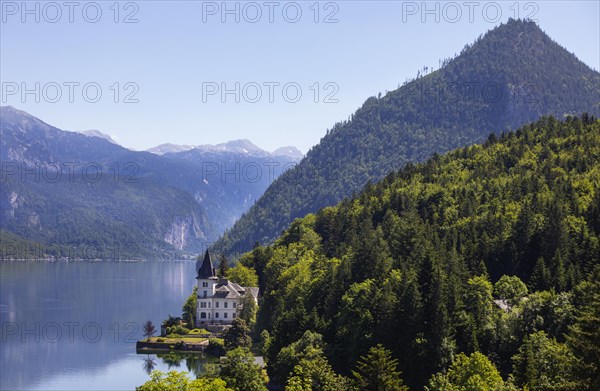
top-left (196, 251), bottom-right (259, 325)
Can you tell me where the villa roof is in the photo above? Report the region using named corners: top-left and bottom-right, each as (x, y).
top-left (211, 278), bottom-right (258, 299)
top-left (213, 283), bottom-right (242, 299)
top-left (197, 250), bottom-right (216, 279)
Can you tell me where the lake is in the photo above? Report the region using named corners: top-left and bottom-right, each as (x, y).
top-left (0, 260), bottom-right (213, 390)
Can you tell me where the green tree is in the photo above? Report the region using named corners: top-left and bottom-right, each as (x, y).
top-left (219, 253), bottom-right (230, 278)
top-left (228, 264), bottom-right (259, 287)
top-left (351, 344), bottom-right (409, 391)
top-left (162, 315), bottom-right (182, 330)
top-left (259, 330), bottom-right (272, 357)
top-left (518, 290), bottom-right (575, 341)
top-left (530, 258), bottom-right (551, 291)
top-left (272, 331), bottom-right (325, 386)
top-left (566, 275), bottom-right (600, 390)
top-left (182, 286), bottom-right (198, 329)
top-left (512, 331), bottom-right (579, 391)
top-left (142, 320), bottom-right (157, 341)
top-left (224, 318), bottom-right (252, 350)
top-left (239, 294), bottom-right (258, 327)
top-left (136, 370), bottom-right (233, 391)
top-left (494, 275), bottom-right (528, 308)
top-left (286, 352), bottom-right (349, 391)
top-left (189, 378), bottom-right (233, 391)
top-left (426, 352), bottom-right (504, 391)
top-left (462, 275), bottom-right (497, 352)
top-left (220, 348), bottom-right (268, 391)
top-left (335, 279), bottom-right (375, 367)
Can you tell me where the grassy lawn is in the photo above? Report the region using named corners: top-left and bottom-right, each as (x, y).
top-left (146, 337), bottom-right (208, 344)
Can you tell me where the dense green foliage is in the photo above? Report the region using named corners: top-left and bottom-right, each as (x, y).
top-left (234, 116), bottom-right (600, 389)
top-left (426, 352), bottom-right (508, 391)
top-left (223, 319), bottom-right (252, 350)
top-left (182, 287), bottom-right (198, 328)
top-left (213, 19), bottom-right (600, 257)
top-left (352, 345), bottom-right (409, 391)
top-left (219, 348), bottom-right (268, 391)
top-left (136, 370), bottom-right (233, 391)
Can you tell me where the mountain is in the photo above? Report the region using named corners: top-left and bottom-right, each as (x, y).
top-left (0, 106), bottom-right (210, 259)
top-left (80, 129), bottom-right (119, 145)
top-left (196, 139), bottom-right (269, 156)
top-left (241, 115), bottom-right (600, 389)
top-left (212, 19), bottom-right (600, 257)
top-left (148, 139), bottom-right (303, 159)
top-left (0, 107), bottom-right (300, 259)
top-left (160, 144), bottom-right (300, 235)
top-left (272, 146), bottom-right (304, 160)
top-left (146, 143), bottom-right (195, 155)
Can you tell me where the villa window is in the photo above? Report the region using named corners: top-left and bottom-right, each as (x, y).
top-left (224, 302), bottom-right (228, 308)
top-left (233, 302), bottom-right (237, 308)
top-left (200, 302), bottom-right (207, 308)
top-left (202, 282), bottom-right (208, 287)
top-left (233, 313), bottom-right (236, 318)
top-left (224, 313), bottom-right (228, 319)
top-left (215, 312), bottom-right (219, 318)
top-left (215, 302), bottom-right (219, 308)
top-left (203, 291), bottom-right (207, 298)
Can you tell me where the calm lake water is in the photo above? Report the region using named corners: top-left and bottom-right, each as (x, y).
top-left (0, 260), bottom-right (212, 390)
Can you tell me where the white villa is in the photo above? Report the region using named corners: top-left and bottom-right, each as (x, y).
top-left (195, 250), bottom-right (259, 325)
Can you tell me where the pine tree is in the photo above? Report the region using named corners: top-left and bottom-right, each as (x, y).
top-left (224, 318), bottom-right (252, 350)
top-left (566, 275), bottom-right (600, 390)
top-left (352, 344), bottom-right (409, 391)
top-left (219, 253), bottom-right (229, 278)
top-left (530, 257), bottom-right (551, 291)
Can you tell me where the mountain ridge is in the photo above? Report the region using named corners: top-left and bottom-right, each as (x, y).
top-left (79, 129), bottom-right (118, 145)
top-left (0, 107), bottom-right (300, 258)
top-left (212, 19), bottom-right (600, 257)
top-left (148, 139), bottom-right (303, 159)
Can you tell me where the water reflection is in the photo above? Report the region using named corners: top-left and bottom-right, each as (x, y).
top-left (0, 260), bottom-right (198, 390)
top-left (142, 355), bottom-right (157, 375)
top-left (141, 351), bottom-right (220, 378)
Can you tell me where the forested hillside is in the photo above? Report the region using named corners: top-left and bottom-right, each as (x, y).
top-left (234, 115), bottom-right (600, 389)
top-left (213, 19), bottom-right (600, 257)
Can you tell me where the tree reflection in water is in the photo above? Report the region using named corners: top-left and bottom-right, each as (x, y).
top-left (142, 355), bottom-right (157, 375)
top-left (140, 352), bottom-right (220, 378)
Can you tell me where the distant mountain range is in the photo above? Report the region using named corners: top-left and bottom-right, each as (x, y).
top-left (212, 19), bottom-right (600, 257)
top-left (0, 106), bottom-right (301, 259)
top-left (147, 140), bottom-right (303, 159)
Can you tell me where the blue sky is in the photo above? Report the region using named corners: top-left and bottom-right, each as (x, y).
top-left (1, 1), bottom-right (598, 153)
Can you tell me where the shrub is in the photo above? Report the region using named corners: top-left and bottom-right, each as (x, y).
top-left (207, 338), bottom-right (226, 356)
top-left (166, 325), bottom-right (190, 335)
top-left (189, 328), bottom-right (210, 335)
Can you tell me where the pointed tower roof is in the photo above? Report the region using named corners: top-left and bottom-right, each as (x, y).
top-left (197, 250), bottom-right (216, 279)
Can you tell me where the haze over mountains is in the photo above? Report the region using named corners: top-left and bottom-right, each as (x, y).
top-left (0, 106), bottom-right (301, 259)
top-left (147, 140), bottom-right (303, 160)
top-left (212, 19), bottom-right (600, 257)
